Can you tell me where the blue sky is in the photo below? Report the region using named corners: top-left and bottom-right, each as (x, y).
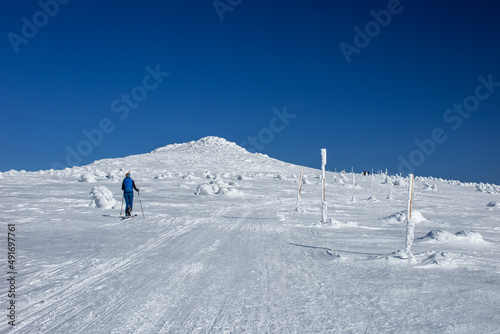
top-left (1, 0), bottom-right (499, 184)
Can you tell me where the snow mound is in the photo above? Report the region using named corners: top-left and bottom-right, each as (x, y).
top-left (89, 186), bottom-right (117, 209)
top-left (419, 230), bottom-right (485, 243)
top-left (0, 172), bottom-right (4, 179)
top-left (475, 183), bottom-right (500, 194)
top-left (80, 173), bottom-right (96, 183)
top-left (381, 210), bottom-right (427, 224)
top-left (194, 180), bottom-right (241, 196)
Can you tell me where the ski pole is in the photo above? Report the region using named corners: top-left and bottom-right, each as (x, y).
top-left (138, 191), bottom-right (145, 218)
top-left (120, 195), bottom-right (124, 216)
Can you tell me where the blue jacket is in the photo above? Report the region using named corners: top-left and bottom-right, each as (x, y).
top-left (122, 177), bottom-right (139, 193)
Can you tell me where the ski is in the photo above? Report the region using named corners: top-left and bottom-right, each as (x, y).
top-left (120, 214), bottom-right (137, 219)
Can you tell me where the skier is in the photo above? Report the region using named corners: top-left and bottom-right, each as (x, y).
top-left (122, 172), bottom-right (140, 216)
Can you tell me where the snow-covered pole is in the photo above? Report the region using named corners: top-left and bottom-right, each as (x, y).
top-left (404, 173), bottom-right (415, 258)
top-left (295, 169), bottom-right (304, 211)
top-left (321, 149), bottom-right (327, 223)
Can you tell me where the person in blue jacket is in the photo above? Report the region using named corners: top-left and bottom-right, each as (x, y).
top-left (122, 172), bottom-right (140, 216)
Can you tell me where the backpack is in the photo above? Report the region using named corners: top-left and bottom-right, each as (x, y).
top-left (123, 177), bottom-right (133, 192)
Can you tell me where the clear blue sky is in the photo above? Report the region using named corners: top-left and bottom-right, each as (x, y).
top-left (1, 0), bottom-right (499, 184)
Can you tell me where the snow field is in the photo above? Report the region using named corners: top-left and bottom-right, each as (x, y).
top-left (1, 137), bottom-right (499, 333)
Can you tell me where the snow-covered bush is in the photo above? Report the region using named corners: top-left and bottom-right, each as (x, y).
top-left (89, 186), bottom-right (117, 209)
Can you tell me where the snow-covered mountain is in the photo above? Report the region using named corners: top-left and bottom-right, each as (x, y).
top-left (1, 137), bottom-right (499, 333)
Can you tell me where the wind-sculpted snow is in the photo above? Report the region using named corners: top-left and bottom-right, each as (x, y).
top-left (1, 136), bottom-right (499, 333)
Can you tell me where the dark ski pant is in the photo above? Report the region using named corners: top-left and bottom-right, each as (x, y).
top-left (124, 192), bottom-right (133, 214)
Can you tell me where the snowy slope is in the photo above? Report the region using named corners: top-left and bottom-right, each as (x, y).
top-left (1, 136), bottom-right (500, 333)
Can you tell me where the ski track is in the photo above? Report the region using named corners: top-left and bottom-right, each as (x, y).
top-left (10, 215), bottom-right (203, 333)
